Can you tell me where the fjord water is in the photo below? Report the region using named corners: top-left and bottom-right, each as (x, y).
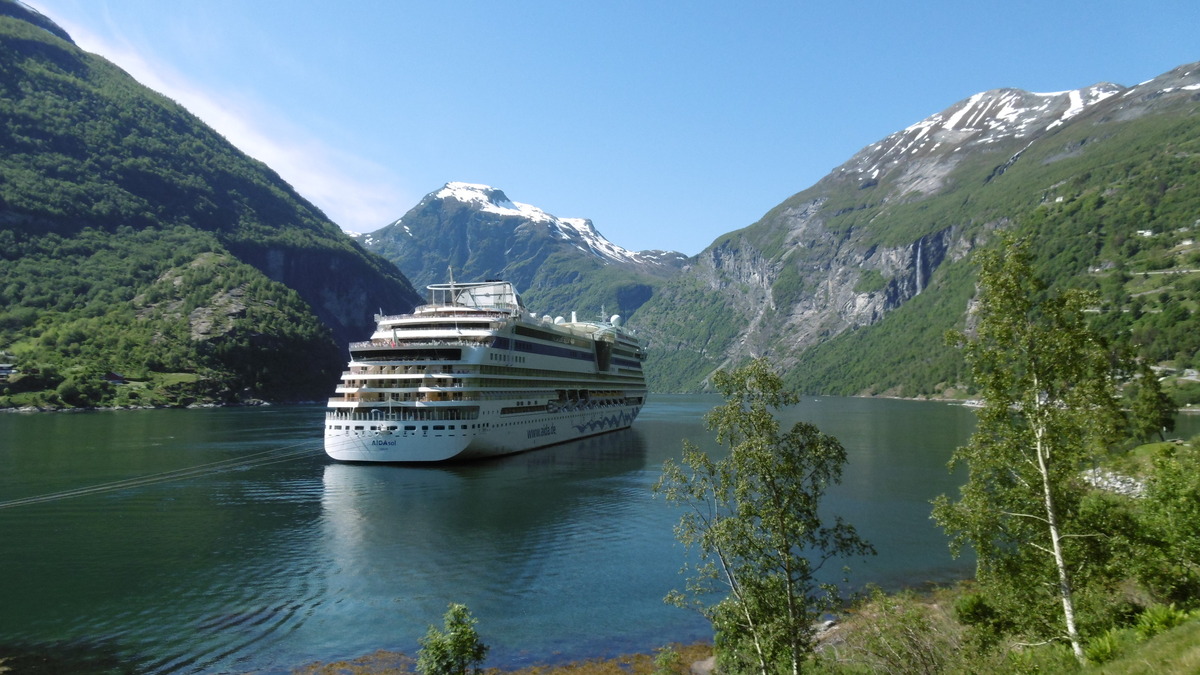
top-left (4, 398), bottom-right (1184, 673)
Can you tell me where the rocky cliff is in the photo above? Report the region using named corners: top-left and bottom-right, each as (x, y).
top-left (634, 62), bottom-right (1200, 394)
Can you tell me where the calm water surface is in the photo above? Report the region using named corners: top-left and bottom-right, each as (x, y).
top-left (2, 397), bottom-right (1191, 673)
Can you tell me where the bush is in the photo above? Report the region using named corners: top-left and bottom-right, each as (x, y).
top-left (416, 603), bottom-right (488, 675)
top-left (1169, 380), bottom-right (1200, 407)
top-left (953, 592), bottom-right (1009, 649)
top-left (1084, 627), bottom-right (1133, 665)
top-left (837, 587), bottom-right (963, 674)
top-left (652, 645), bottom-right (683, 675)
top-left (1135, 603), bottom-right (1192, 640)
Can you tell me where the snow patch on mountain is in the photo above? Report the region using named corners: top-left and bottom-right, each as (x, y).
top-left (435, 182), bottom-right (555, 223)
top-left (1046, 84), bottom-right (1121, 129)
top-left (837, 83), bottom-right (1125, 187)
top-left (434, 182), bottom-right (652, 266)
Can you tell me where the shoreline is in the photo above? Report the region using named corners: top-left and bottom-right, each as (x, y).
top-left (7, 395), bottom-right (1199, 416)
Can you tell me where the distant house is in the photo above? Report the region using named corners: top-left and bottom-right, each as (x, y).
top-left (0, 364), bottom-right (16, 383)
top-left (102, 372), bottom-right (127, 385)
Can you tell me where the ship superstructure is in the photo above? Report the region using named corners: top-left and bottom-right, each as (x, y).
top-left (324, 280), bottom-right (647, 462)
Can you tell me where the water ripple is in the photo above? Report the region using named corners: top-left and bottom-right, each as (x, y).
top-left (0, 400), bottom-right (1019, 672)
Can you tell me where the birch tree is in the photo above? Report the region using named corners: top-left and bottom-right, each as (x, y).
top-left (933, 238), bottom-right (1123, 664)
top-left (655, 358), bottom-right (874, 675)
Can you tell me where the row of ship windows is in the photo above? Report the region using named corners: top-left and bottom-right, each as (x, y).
top-left (478, 364), bottom-right (643, 383)
top-left (346, 379), bottom-right (635, 392)
top-left (351, 364), bottom-right (470, 375)
top-left (348, 363), bottom-right (640, 384)
top-left (331, 423), bottom-right (488, 432)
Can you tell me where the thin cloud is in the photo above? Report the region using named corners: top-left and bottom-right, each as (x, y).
top-left (40, 9), bottom-right (416, 233)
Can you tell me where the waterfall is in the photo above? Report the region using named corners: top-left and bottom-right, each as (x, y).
top-left (915, 237), bottom-right (924, 295)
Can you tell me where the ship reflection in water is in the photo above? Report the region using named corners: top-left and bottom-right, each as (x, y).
top-left (316, 428), bottom-right (707, 664)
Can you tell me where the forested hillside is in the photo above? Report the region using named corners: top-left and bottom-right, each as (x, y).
top-left (792, 97), bottom-right (1200, 398)
top-left (3, 0), bottom-right (1197, 407)
top-left (632, 63), bottom-right (1200, 399)
top-left (0, 5), bottom-right (421, 408)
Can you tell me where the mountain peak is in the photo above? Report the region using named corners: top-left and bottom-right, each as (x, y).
top-left (427, 182), bottom-right (655, 266)
top-left (433, 182), bottom-right (547, 221)
top-left (832, 82), bottom-right (1127, 194)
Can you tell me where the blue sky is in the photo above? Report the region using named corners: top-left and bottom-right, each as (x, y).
top-left (26, 0), bottom-right (1200, 255)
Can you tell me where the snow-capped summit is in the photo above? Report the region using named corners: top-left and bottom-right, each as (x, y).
top-left (428, 182), bottom-right (652, 266)
top-left (840, 84), bottom-right (1123, 185)
top-left (434, 182), bottom-right (553, 222)
top-left (360, 182), bottom-right (686, 305)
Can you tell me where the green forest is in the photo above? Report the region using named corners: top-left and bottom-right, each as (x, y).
top-left (0, 11), bottom-right (418, 409)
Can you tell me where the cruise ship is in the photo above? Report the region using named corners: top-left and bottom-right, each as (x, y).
top-left (323, 280), bottom-right (647, 462)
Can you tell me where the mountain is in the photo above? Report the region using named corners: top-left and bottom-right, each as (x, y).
top-left (0, 4), bottom-right (422, 407)
top-left (363, 181), bottom-right (687, 321)
top-left (632, 62), bottom-right (1200, 394)
top-left (3, 0), bottom-right (1196, 405)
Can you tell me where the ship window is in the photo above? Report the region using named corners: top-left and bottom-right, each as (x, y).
top-left (433, 425), bottom-right (445, 430)
top-left (405, 425), bottom-right (416, 431)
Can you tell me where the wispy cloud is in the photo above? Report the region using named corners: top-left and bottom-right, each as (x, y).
top-left (40, 10), bottom-right (416, 233)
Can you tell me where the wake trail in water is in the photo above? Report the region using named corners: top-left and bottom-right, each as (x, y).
top-left (0, 441), bottom-right (322, 510)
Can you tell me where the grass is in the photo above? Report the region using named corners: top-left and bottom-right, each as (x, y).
top-left (1103, 440), bottom-right (1179, 477)
top-left (293, 643), bottom-right (715, 675)
top-left (1092, 619), bottom-right (1200, 674)
top-left (148, 371), bottom-right (203, 386)
top-left (290, 617), bottom-right (1200, 674)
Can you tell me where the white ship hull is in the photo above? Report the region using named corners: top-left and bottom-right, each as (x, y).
top-left (325, 401), bottom-right (642, 462)
top-left (323, 280), bottom-right (647, 463)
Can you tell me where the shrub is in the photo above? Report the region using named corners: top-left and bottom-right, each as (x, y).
top-left (953, 592), bottom-right (1009, 649)
top-left (652, 645), bottom-right (683, 675)
top-left (1084, 627), bottom-right (1132, 665)
top-left (416, 603), bottom-right (488, 675)
top-left (838, 587), bottom-right (963, 674)
top-left (1135, 603), bottom-right (1192, 640)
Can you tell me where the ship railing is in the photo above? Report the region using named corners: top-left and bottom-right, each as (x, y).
top-left (406, 306), bottom-right (518, 318)
top-left (349, 338), bottom-right (486, 350)
top-left (366, 389), bottom-right (476, 399)
top-left (345, 365), bottom-right (477, 376)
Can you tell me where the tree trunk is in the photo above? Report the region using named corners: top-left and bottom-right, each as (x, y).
top-left (1034, 420), bottom-right (1087, 664)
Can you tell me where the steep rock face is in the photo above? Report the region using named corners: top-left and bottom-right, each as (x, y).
top-left (635, 61), bottom-right (1200, 393)
top-left (236, 244), bottom-right (419, 345)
